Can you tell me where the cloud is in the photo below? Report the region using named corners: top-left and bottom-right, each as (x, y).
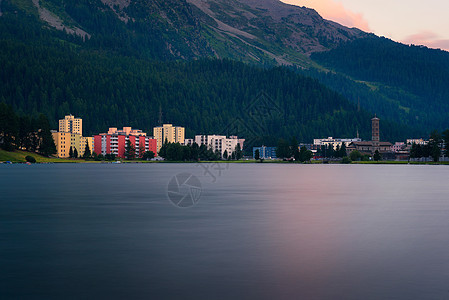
top-left (402, 31), bottom-right (449, 51)
top-left (281, 0), bottom-right (371, 31)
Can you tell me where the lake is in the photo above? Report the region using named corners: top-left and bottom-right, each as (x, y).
top-left (1, 163), bottom-right (448, 299)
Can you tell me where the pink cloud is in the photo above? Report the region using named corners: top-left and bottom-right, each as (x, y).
top-left (402, 31), bottom-right (449, 51)
top-left (282, 0), bottom-right (371, 31)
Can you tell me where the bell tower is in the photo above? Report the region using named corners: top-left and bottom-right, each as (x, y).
top-left (372, 115), bottom-right (380, 152)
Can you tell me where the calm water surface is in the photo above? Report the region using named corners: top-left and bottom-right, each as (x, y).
top-left (0, 163), bottom-right (448, 299)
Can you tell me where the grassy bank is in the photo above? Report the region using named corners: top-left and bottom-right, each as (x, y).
top-left (0, 149), bottom-right (90, 163)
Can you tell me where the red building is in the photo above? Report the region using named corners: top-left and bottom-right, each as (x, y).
top-left (94, 127), bottom-right (157, 159)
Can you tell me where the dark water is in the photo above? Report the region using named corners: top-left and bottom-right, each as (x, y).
top-left (1, 163), bottom-right (448, 299)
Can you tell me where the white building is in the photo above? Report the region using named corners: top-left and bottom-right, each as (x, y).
top-left (187, 135), bottom-right (244, 158)
top-left (313, 137), bottom-right (361, 150)
top-left (406, 138), bottom-right (428, 145)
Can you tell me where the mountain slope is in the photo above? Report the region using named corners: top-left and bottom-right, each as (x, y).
top-left (2, 0), bottom-right (449, 137)
top-left (0, 9), bottom-right (412, 145)
top-left (6, 0), bottom-right (364, 65)
top-left (186, 0), bottom-right (364, 64)
top-left (310, 36), bottom-right (449, 131)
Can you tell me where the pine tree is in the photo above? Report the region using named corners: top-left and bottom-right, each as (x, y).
top-left (0, 103), bottom-right (19, 151)
top-left (410, 143), bottom-right (424, 159)
top-left (254, 149), bottom-right (260, 160)
top-left (335, 144), bottom-right (341, 157)
top-left (37, 114), bottom-right (56, 157)
top-left (299, 146), bottom-right (312, 162)
top-left (276, 138), bottom-right (290, 159)
top-left (340, 143), bottom-right (347, 157)
top-left (142, 151), bottom-right (155, 160)
top-left (290, 137), bottom-right (300, 161)
top-left (235, 143), bottom-right (243, 160)
top-left (83, 142), bottom-right (91, 159)
top-left (373, 150), bottom-right (381, 161)
top-left (422, 144), bottom-right (431, 161)
top-left (442, 129), bottom-right (449, 156)
top-left (190, 143), bottom-right (199, 161)
top-left (429, 130), bottom-right (442, 162)
top-left (159, 142), bottom-right (168, 158)
top-left (125, 140), bottom-right (135, 160)
top-left (139, 145), bottom-right (145, 159)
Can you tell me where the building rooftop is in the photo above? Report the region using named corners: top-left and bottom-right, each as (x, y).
top-left (102, 127), bottom-right (147, 136)
top-left (349, 141), bottom-right (393, 146)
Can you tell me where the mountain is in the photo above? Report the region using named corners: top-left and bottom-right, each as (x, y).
top-left (186, 0), bottom-right (364, 61)
top-left (309, 37), bottom-right (449, 132)
top-left (3, 0), bottom-right (364, 65)
top-left (1, 0), bottom-right (448, 141)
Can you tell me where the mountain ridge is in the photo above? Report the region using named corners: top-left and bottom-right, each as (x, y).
top-left (1, 0), bottom-right (449, 139)
top-left (24, 0), bottom-right (365, 65)
top-left (186, 0), bottom-right (364, 55)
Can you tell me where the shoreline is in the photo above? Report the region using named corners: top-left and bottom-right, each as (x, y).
top-left (2, 150), bottom-right (448, 165)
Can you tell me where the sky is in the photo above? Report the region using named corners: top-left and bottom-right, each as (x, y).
top-left (281, 0), bottom-right (449, 51)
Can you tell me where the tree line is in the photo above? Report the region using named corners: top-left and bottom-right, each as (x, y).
top-left (409, 130), bottom-right (449, 162)
top-left (0, 103), bottom-right (56, 156)
top-left (315, 144), bottom-right (347, 158)
top-left (275, 137), bottom-right (313, 162)
top-left (158, 141), bottom-right (243, 162)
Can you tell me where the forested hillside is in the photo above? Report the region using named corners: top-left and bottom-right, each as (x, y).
top-left (311, 37), bottom-right (449, 131)
top-left (1, 0), bottom-right (444, 146)
top-left (0, 8), bottom-right (412, 145)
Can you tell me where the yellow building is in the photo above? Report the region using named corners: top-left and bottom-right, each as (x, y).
top-left (52, 132), bottom-right (93, 158)
top-left (153, 124), bottom-right (185, 152)
top-left (59, 114), bottom-right (82, 135)
top-left (53, 115), bottom-right (93, 158)
top-left (52, 132), bottom-right (72, 158)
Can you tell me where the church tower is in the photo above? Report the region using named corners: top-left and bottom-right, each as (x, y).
top-left (372, 115), bottom-right (380, 152)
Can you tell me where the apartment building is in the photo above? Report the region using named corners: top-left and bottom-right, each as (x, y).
top-left (59, 114), bottom-right (82, 135)
top-left (93, 127), bottom-right (157, 159)
top-left (192, 135), bottom-right (244, 158)
top-left (153, 124), bottom-right (185, 152)
top-left (52, 115), bottom-right (93, 158)
top-left (253, 146), bottom-right (277, 159)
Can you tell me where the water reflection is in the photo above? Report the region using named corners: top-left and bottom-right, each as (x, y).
top-left (0, 164), bottom-right (448, 299)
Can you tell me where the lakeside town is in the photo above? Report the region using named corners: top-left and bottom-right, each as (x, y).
top-left (37, 114), bottom-right (449, 163)
top-left (1, 104), bottom-right (448, 163)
